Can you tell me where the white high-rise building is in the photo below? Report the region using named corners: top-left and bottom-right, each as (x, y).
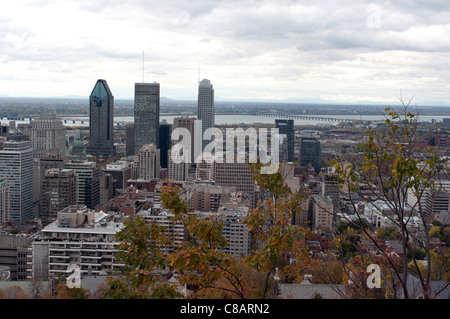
top-left (0, 141), bottom-right (34, 221)
top-left (31, 205), bottom-right (124, 278)
top-left (197, 79), bottom-right (214, 152)
top-left (168, 147), bottom-right (189, 182)
top-left (30, 114), bottom-right (66, 159)
top-left (137, 144), bottom-right (160, 180)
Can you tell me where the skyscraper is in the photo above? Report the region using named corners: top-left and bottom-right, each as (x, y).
top-left (86, 79), bottom-right (115, 157)
top-left (299, 136), bottom-right (322, 174)
top-left (197, 79), bottom-right (214, 152)
top-left (0, 141), bottom-right (33, 221)
top-left (173, 112), bottom-right (196, 164)
top-left (159, 120), bottom-right (171, 169)
top-left (125, 123), bottom-right (135, 157)
top-left (134, 82), bottom-right (160, 154)
top-left (30, 114), bottom-right (66, 159)
top-left (275, 119), bottom-right (294, 163)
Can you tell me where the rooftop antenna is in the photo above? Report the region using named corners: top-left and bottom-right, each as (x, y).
top-left (142, 50), bottom-right (145, 83)
top-left (198, 63), bottom-right (200, 83)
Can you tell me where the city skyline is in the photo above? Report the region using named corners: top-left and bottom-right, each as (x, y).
top-left (0, 1), bottom-right (449, 106)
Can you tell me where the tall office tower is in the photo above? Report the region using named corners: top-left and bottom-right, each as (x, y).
top-left (172, 112), bottom-right (195, 164)
top-left (137, 144), bottom-right (160, 180)
top-left (275, 119), bottom-right (294, 163)
top-left (299, 136), bottom-right (322, 174)
top-left (197, 79), bottom-right (214, 152)
top-left (30, 114), bottom-right (66, 159)
top-left (159, 120), bottom-right (171, 169)
top-left (0, 179), bottom-right (10, 223)
top-left (125, 123), bottom-right (135, 156)
top-left (168, 147), bottom-right (189, 182)
top-left (134, 82), bottom-right (160, 154)
top-left (0, 141), bottom-right (33, 221)
top-left (63, 160), bottom-right (100, 209)
top-left (86, 79), bottom-right (115, 157)
top-left (41, 168), bottom-right (77, 226)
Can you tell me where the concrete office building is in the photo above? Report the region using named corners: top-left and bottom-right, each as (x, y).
top-left (0, 141), bottom-right (34, 221)
top-left (41, 168), bottom-right (77, 226)
top-left (29, 114), bottom-right (66, 159)
top-left (87, 79), bottom-right (115, 157)
top-left (214, 161), bottom-right (256, 209)
top-left (134, 82), bottom-right (160, 153)
top-left (102, 161), bottom-right (132, 193)
top-left (0, 234), bottom-right (33, 281)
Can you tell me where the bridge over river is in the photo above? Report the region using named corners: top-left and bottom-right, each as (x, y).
top-left (251, 112), bottom-right (362, 123)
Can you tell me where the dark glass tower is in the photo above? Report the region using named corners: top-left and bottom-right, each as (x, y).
top-left (87, 79), bottom-right (115, 157)
top-left (275, 119), bottom-right (294, 163)
top-left (134, 82), bottom-right (160, 154)
top-left (299, 136), bottom-right (322, 174)
top-left (158, 120), bottom-right (172, 169)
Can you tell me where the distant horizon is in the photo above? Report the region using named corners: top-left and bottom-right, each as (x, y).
top-left (0, 95), bottom-right (449, 108)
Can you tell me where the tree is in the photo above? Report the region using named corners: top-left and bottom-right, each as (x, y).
top-left (332, 96), bottom-right (448, 298)
top-left (243, 162), bottom-right (307, 298)
top-left (160, 182), bottom-right (248, 299)
top-left (103, 214), bottom-right (180, 299)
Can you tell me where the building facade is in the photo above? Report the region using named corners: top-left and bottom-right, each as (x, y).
top-left (86, 79), bottom-right (115, 157)
top-left (137, 144), bottom-right (160, 180)
top-left (275, 119), bottom-right (294, 163)
top-left (172, 113), bottom-right (196, 164)
top-left (31, 205), bottom-right (124, 278)
top-left (41, 168), bottom-right (77, 226)
top-left (159, 120), bottom-right (171, 169)
top-left (168, 147), bottom-right (189, 182)
top-left (29, 114), bottom-right (66, 159)
top-left (0, 141), bottom-right (34, 221)
top-left (299, 136), bottom-right (322, 174)
top-left (63, 160), bottom-right (100, 209)
top-left (214, 161), bottom-right (256, 209)
top-left (0, 179), bottom-right (10, 223)
top-left (197, 79), bottom-right (214, 151)
top-left (134, 82), bottom-right (160, 153)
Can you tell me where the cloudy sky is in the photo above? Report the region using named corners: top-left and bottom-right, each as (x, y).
top-left (1, 0), bottom-right (449, 105)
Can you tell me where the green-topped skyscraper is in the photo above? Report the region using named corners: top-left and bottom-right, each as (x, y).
top-left (87, 79), bottom-right (115, 157)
